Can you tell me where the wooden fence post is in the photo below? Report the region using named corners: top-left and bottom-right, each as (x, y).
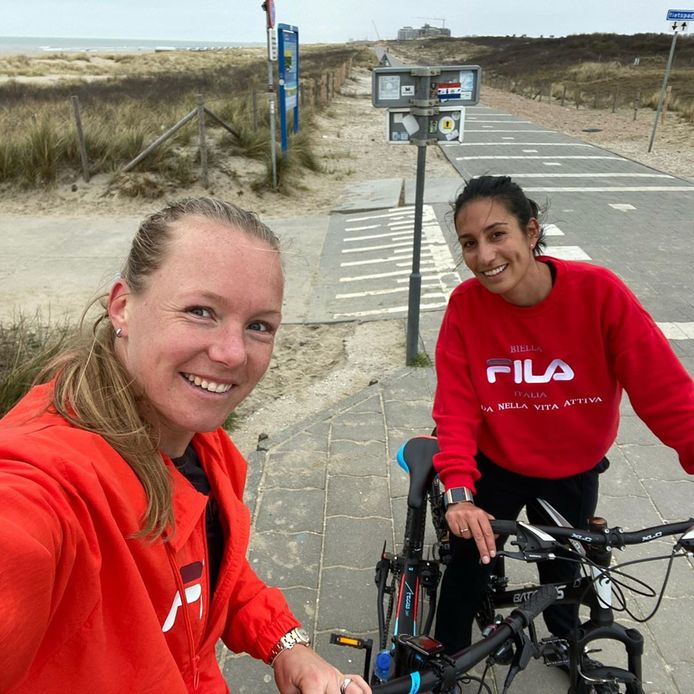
top-left (611, 92), bottom-right (617, 113)
top-left (70, 95), bottom-right (90, 182)
top-left (561, 85), bottom-right (567, 107)
top-left (123, 108), bottom-right (197, 172)
top-left (593, 92), bottom-right (599, 109)
top-left (197, 95), bottom-right (208, 188)
top-left (251, 88), bottom-right (258, 130)
top-left (633, 89), bottom-right (641, 121)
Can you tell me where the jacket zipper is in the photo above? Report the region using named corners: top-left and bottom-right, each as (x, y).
top-left (166, 542), bottom-right (201, 691)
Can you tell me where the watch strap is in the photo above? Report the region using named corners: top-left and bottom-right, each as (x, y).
top-left (268, 627), bottom-right (311, 666)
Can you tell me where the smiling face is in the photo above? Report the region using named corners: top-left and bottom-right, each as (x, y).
top-left (108, 216), bottom-right (283, 457)
top-left (455, 197), bottom-right (550, 306)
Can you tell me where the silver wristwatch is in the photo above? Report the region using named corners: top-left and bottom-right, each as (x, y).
top-left (268, 627), bottom-right (311, 666)
top-left (444, 486), bottom-right (474, 508)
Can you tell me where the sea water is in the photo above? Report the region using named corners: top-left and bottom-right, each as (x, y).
top-left (0, 35), bottom-right (261, 55)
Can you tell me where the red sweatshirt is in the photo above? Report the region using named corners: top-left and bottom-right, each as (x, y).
top-left (0, 384), bottom-right (299, 693)
top-left (433, 257), bottom-right (694, 492)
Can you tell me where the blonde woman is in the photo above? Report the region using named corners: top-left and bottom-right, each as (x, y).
top-left (0, 199), bottom-right (369, 694)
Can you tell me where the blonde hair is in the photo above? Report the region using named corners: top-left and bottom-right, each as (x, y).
top-left (42, 198), bottom-right (280, 540)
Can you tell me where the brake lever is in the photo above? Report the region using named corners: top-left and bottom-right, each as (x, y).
top-left (500, 521), bottom-right (560, 562)
top-left (675, 525), bottom-right (694, 553)
top-left (497, 549), bottom-right (557, 563)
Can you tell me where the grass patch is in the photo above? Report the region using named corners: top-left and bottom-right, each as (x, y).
top-left (0, 313), bottom-right (73, 416)
top-left (408, 351), bottom-right (433, 368)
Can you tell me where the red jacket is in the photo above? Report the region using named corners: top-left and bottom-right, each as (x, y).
top-left (434, 257), bottom-right (694, 491)
top-left (0, 384), bottom-right (299, 693)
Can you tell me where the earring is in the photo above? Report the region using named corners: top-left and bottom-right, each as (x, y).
top-left (115, 327), bottom-right (123, 338)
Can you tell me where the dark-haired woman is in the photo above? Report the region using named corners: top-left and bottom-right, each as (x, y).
top-left (0, 198), bottom-right (370, 694)
top-left (432, 175), bottom-right (694, 653)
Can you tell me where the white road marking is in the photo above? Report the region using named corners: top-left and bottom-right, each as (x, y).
top-left (339, 269), bottom-right (411, 282)
top-left (457, 155), bottom-right (622, 160)
top-left (609, 203), bottom-right (637, 211)
top-left (543, 224), bottom-right (565, 236)
top-left (456, 142), bottom-right (594, 147)
top-left (333, 301), bottom-right (449, 319)
top-left (546, 246), bottom-right (591, 260)
top-left (522, 149), bottom-right (539, 153)
top-left (344, 223), bottom-right (381, 231)
top-left (506, 173), bottom-right (673, 178)
top-left (466, 119), bottom-right (532, 123)
top-left (658, 323), bottom-right (694, 339)
top-left (342, 240), bottom-right (411, 253)
top-left (346, 209), bottom-right (414, 222)
top-left (523, 187), bottom-right (694, 192)
top-left (464, 129), bottom-right (556, 133)
top-left (344, 230), bottom-right (411, 241)
top-left (544, 162), bottom-right (563, 166)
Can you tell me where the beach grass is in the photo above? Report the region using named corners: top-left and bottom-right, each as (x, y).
top-left (0, 313), bottom-right (73, 417)
top-left (0, 44), bottom-right (373, 192)
top-left (389, 33), bottom-right (694, 123)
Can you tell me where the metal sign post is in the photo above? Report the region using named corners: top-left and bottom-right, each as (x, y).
top-left (261, 0), bottom-right (278, 188)
top-left (649, 11), bottom-right (691, 152)
top-left (372, 64), bottom-right (481, 365)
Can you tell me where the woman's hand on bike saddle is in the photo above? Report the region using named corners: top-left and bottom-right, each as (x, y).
top-left (272, 644), bottom-right (371, 693)
top-left (446, 502), bottom-right (497, 564)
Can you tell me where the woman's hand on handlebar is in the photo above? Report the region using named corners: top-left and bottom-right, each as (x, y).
top-left (446, 502), bottom-right (496, 564)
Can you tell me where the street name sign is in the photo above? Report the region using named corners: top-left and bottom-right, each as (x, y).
top-left (667, 9), bottom-right (694, 20)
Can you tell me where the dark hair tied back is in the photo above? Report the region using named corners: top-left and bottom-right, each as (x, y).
top-left (453, 175), bottom-right (545, 255)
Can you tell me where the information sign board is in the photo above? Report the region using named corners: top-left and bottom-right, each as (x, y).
top-left (372, 65), bottom-right (481, 108)
top-left (386, 106), bottom-right (466, 144)
top-left (278, 24), bottom-right (300, 152)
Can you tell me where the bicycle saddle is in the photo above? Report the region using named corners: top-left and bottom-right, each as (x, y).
top-left (396, 435), bottom-right (439, 510)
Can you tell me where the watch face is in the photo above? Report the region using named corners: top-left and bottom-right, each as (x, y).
top-left (294, 627), bottom-right (310, 644)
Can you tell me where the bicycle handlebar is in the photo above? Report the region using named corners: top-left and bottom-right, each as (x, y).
top-left (491, 518), bottom-right (694, 552)
top-left (372, 585), bottom-right (559, 693)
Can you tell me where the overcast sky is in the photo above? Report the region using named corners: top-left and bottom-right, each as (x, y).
top-left (1, 0), bottom-right (688, 44)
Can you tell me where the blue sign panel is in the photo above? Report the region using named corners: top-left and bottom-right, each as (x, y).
top-left (278, 23), bottom-right (300, 153)
top-left (667, 8), bottom-right (694, 20)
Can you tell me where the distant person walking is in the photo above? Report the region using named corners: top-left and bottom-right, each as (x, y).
top-left (0, 198), bottom-right (370, 694)
top-left (432, 175), bottom-right (694, 654)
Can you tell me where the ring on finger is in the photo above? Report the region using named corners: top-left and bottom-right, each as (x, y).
top-left (460, 526), bottom-right (469, 534)
top-left (340, 677), bottom-right (352, 693)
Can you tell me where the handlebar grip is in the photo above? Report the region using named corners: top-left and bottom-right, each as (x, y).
top-left (490, 519), bottom-right (518, 535)
top-left (509, 584), bottom-right (558, 626)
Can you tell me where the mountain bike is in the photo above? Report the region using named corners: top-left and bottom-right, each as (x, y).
top-left (354, 435), bottom-right (694, 693)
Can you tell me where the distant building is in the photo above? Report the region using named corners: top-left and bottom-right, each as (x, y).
top-left (398, 26), bottom-right (418, 40)
top-left (397, 23), bottom-right (451, 40)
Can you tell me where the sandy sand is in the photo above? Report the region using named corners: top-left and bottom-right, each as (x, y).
top-left (4, 65), bottom-right (692, 454)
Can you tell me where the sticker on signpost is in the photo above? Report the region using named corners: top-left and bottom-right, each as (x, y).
top-left (378, 75), bottom-right (401, 101)
top-left (438, 113), bottom-right (460, 140)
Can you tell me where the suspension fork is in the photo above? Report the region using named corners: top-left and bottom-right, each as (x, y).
top-left (570, 517), bottom-right (644, 694)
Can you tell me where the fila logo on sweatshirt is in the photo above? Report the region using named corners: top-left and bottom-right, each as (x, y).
top-left (486, 358), bottom-right (575, 385)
